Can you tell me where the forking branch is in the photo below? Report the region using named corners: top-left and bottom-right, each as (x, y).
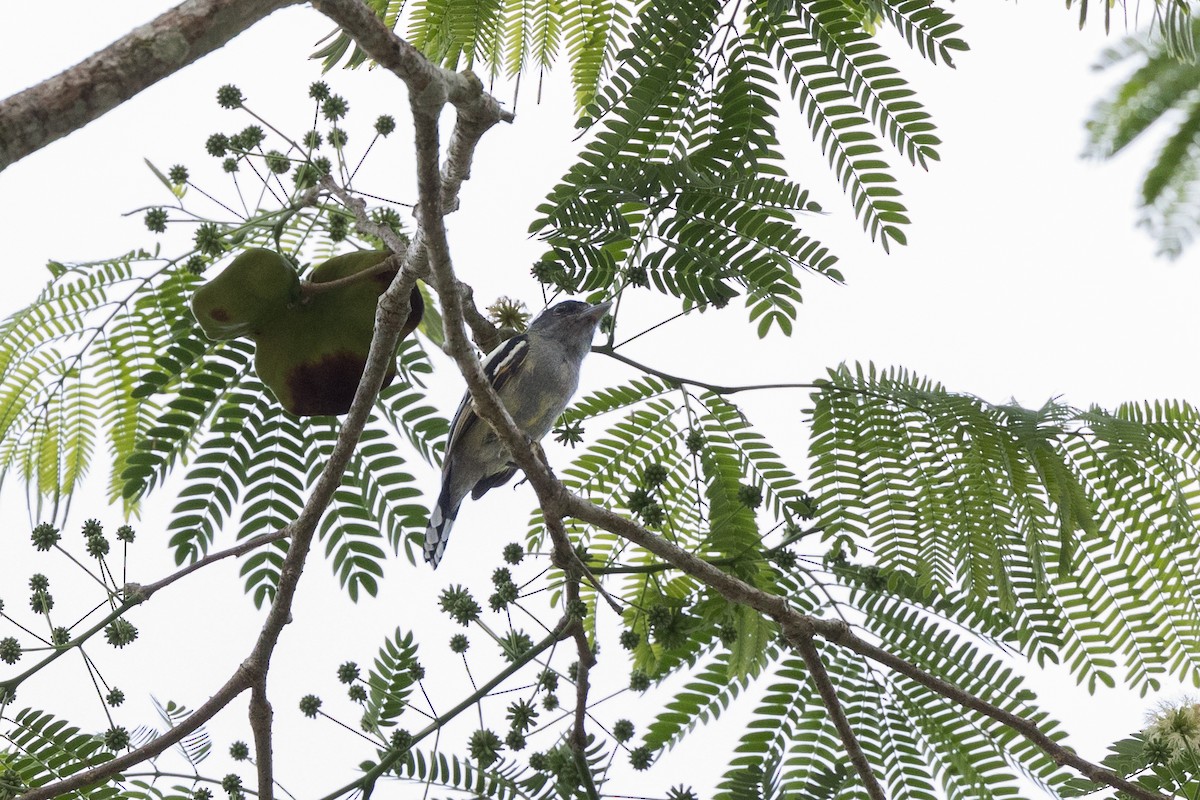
top-left (12, 3), bottom-right (507, 797)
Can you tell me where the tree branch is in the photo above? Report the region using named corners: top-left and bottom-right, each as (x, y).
top-left (321, 616), bottom-right (575, 800)
top-left (250, 680), bottom-right (275, 800)
top-left (0, 0), bottom-right (302, 172)
top-left (549, 493), bottom-right (1170, 800)
top-left (794, 635), bottom-right (887, 800)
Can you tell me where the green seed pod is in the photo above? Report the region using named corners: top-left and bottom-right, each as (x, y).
top-left (190, 248), bottom-right (299, 340)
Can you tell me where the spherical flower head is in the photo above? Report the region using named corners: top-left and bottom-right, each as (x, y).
top-left (347, 684), bottom-right (366, 702)
top-left (370, 207), bottom-right (403, 234)
top-left (115, 525), bottom-right (135, 543)
top-left (718, 625), bottom-right (738, 646)
top-left (86, 534), bottom-right (110, 559)
top-left (194, 223), bottom-right (225, 257)
top-left (502, 543), bottom-right (524, 565)
top-left (627, 488), bottom-right (651, 515)
top-left (567, 599), bottom-right (587, 620)
top-left (104, 619), bottom-right (138, 648)
top-left (639, 502), bottom-right (664, 527)
top-left (507, 698), bottom-right (538, 731)
top-left (619, 630), bottom-right (640, 650)
top-left (337, 661), bottom-right (360, 684)
top-left (29, 590), bottom-right (52, 615)
top-left (531, 260), bottom-right (568, 289)
top-left (106, 687), bottom-right (125, 707)
top-left (612, 719), bottom-right (635, 743)
top-left (328, 128), bottom-right (349, 149)
top-left (541, 693), bottom-right (558, 711)
top-left (265, 150), bottom-right (290, 174)
top-left (168, 164), bottom-right (189, 184)
top-left (642, 463), bottom-right (669, 488)
top-left (500, 631), bottom-right (533, 662)
top-left (629, 745), bottom-right (653, 771)
top-left (328, 213), bottom-right (348, 242)
top-left (667, 785), bottom-right (698, 800)
top-left (449, 633), bottom-right (469, 654)
top-left (144, 208), bottom-right (168, 234)
top-left (229, 741), bottom-right (250, 761)
top-left (389, 728), bottom-right (413, 752)
top-left (206, 133), bottom-right (229, 157)
top-left (30, 522), bottom-right (60, 551)
top-left (374, 115), bottom-right (396, 136)
top-left (771, 549), bottom-right (798, 570)
top-left (439, 586), bottom-right (481, 625)
top-left (193, 789), bottom-right (213, 800)
top-left (82, 518), bottom-right (103, 538)
top-left (0, 637), bottom-right (21, 664)
top-left (553, 419), bottom-right (584, 446)
top-left (410, 662), bottom-right (426, 680)
top-left (216, 84), bottom-right (244, 109)
top-left (685, 429), bottom-right (705, 453)
top-left (0, 769), bottom-right (26, 796)
top-left (322, 95), bottom-right (349, 121)
top-left (28, 574), bottom-right (48, 592)
top-left (104, 726), bottom-right (130, 751)
top-left (505, 731), bottom-right (526, 751)
top-left (237, 125), bottom-right (265, 150)
top-left (567, 661), bottom-right (579, 681)
top-left (539, 670), bottom-right (559, 692)
top-left (298, 694), bottom-right (322, 718)
top-left (794, 492), bottom-right (816, 520)
top-left (629, 670), bottom-right (650, 692)
top-left (303, 130), bottom-right (323, 149)
top-left (222, 157), bottom-right (239, 174)
top-left (528, 751), bottom-right (549, 771)
top-left (1144, 703), bottom-right (1200, 763)
top-left (313, 156), bottom-right (332, 176)
top-left (625, 265), bottom-right (648, 287)
top-left (468, 728), bottom-right (502, 767)
top-left (486, 297), bottom-right (531, 332)
top-left (51, 627), bottom-right (70, 647)
top-left (647, 605), bottom-right (672, 631)
top-left (308, 81), bottom-right (331, 101)
top-left (738, 483), bottom-right (763, 509)
top-left (221, 774), bottom-right (242, 793)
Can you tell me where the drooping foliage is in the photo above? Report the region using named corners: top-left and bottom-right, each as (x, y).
top-left (1086, 13), bottom-right (1200, 257)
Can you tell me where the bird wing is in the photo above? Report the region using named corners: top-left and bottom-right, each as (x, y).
top-left (443, 333), bottom-right (530, 461)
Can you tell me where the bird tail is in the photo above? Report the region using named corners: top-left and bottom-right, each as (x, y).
top-left (423, 483), bottom-right (460, 569)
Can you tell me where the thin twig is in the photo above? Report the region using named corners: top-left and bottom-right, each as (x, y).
top-left (298, 253), bottom-right (403, 298)
top-left (594, 345), bottom-right (820, 395)
top-left (320, 618), bottom-right (574, 800)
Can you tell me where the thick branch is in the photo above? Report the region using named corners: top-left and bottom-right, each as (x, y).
top-left (795, 635), bottom-right (887, 800)
top-left (549, 493), bottom-right (1168, 800)
top-left (249, 681), bottom-right (275, 800)
top-left (0, 0), bottom-right (301, 172)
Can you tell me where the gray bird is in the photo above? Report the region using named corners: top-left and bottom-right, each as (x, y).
top-left (424, 299), bottom-right (612, 567)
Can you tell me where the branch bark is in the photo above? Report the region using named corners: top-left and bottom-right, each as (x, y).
top-left (0, 0), bottom-right (302, 172)
top-left (795, 635), bottom-right (887, 800)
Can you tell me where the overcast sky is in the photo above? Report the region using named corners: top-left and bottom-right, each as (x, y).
top-left (2, 1), bottom-right (1198, 797)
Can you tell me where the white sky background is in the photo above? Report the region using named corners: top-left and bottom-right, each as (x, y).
top-left (1, 1), bottom-right (1199, 797)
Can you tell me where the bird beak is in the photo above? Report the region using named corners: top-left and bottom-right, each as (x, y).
top-left (585, 300), bottom-right (613, 322)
